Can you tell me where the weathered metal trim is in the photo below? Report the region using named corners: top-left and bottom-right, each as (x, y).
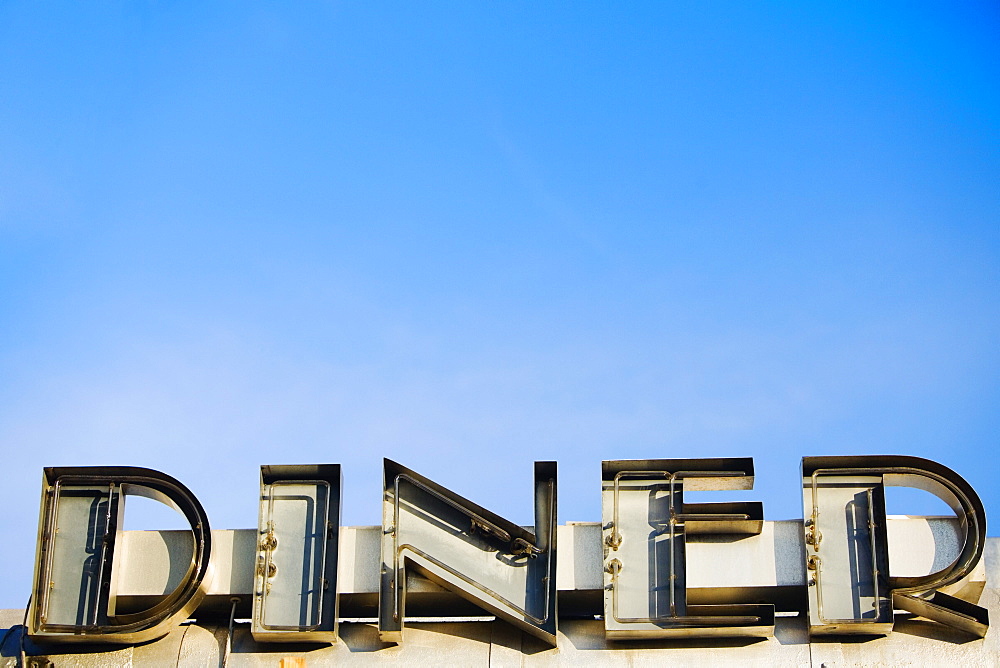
top-left (601, 458), bottom-right (775, 639)
top-left (379, 459), bottom-right (558, 645)
top-left (252, 464), bottom-right (342, 643)
top-left (28, 466), bottom-right (213, 644)
top-left (802, 455), bottom-right (989, 638)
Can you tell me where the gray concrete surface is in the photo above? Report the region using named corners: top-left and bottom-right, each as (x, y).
top-left (1, 522), bottom-right (995, 666)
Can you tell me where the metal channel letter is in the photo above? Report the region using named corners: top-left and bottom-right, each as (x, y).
top-left (802, 455), bottom-right (989, 638)
top-left (601, 458), bottom-right (774, 640)
top-left (252, 464), bottom-right (342, 643)
top-left (28, 466), bottom-right (212, 644)
top-left (379, 459), bottom-right (558, 646)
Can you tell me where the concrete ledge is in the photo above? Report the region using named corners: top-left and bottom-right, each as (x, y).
top-left (108, 517), bottom-right (985, 617)
top-left (1, 528), bottom-right (995, 666)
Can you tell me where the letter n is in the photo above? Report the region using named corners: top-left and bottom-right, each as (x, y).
top-left (378, 459), bottom-right (557, 645)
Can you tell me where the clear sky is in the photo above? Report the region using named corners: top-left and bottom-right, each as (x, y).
top-left (1, 3), bottom-right (998, 608)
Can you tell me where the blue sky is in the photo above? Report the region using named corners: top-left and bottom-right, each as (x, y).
top-left (1, 2), bottom-right (998, 608)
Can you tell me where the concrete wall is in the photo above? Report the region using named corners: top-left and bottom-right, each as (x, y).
top-left (1, 528), bottom-right (996, 667)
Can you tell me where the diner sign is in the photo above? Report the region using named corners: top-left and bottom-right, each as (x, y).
top-left (26, 455), bottom-right (988, 645)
